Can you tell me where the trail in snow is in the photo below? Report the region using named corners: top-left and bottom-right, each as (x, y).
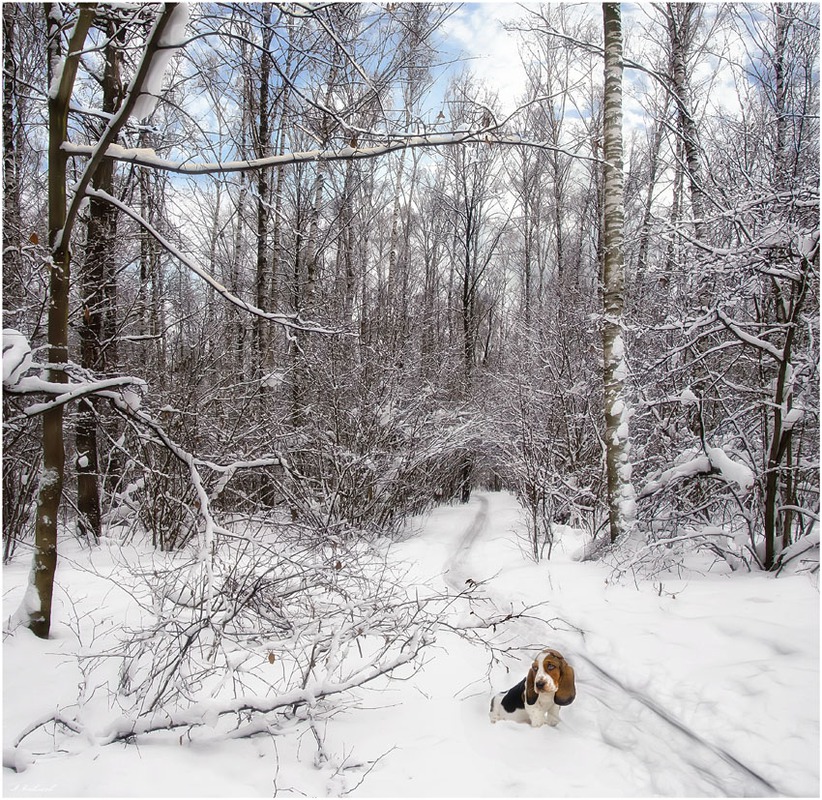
top-left (444, 494), bottom-right (488, 590)
top-left (576, 653), bottom-right (780, 796)
top-left (444, 497), bottom-right (780, 794)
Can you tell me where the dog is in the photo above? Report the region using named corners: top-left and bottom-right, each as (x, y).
top-left (489, 648), bottom-right (576, 727)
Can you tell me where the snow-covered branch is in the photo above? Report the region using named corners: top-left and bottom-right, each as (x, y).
top-left (639, 447), bottom-right (754, 499)
top-left (98, 628), bottom-right (425, 744)
top-left (7, 374), bottom-right (147, 417)
top-left (63, 129), bottom-right (599, 176)
top-left (715, 308), bottom-right (785, 361)
top-left (56, 3), bottom-right (190, 253)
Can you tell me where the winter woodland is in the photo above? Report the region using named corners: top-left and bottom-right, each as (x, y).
top-left (2, 2), bottom-right (819, 796)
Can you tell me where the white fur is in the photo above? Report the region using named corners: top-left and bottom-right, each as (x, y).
top-left (489, 697), bottom-right (528, 724)
top-left (526, 684), bottom-right (562, 728)
top-left (489, 684), bottom-right (563, 726)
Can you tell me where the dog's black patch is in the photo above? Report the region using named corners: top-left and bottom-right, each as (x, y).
top-left (500, 678), bottom-right (528, 712)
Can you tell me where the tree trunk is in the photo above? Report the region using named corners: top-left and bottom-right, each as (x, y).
top-left (253, 4), bottom-right (273, 371)
top-left (76, 16), bottom-right (122, 544)
top-left (25, 4), bottom-right (96, 638)
top-left (634, 93), bottom-right (670, 294)
top-left (666, 3), bottom-right (705, 238)
top-left (2, 5), bottom-right (21, 291)
top-left (24, 1), bottom-right (183, 636)
top-left (772, 3), bottom-right (790, 188)
top-left (601, 2), bottom-right (636, 544)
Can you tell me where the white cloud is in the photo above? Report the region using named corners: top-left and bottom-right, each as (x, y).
top-left (438, 3), bottom-right (535, 113)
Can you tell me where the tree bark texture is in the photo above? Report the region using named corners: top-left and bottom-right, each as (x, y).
top-left (666, 3), bottom-right (705, 238)
top-left (27, 4), bottom-right (96, 638)
top-left (77, 16), bottom-right (122, 544)
top-left (601, 2), bottom-right (636, 544)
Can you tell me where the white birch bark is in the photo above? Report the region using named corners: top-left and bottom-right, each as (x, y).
top-left (601, 3), bottom-right (636, 544)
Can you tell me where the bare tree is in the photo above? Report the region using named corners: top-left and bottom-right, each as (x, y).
top-left (20, 2), bottom-right (188, 637)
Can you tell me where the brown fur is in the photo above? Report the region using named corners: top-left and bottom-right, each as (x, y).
top-left (525, 664), bottom-right (539, 704)
top-left (539, 649), bottom-right (576, 706)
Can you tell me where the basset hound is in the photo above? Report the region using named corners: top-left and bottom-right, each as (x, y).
top-left (489, 648), bottom-right (576, 727)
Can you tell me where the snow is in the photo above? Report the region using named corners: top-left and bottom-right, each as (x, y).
top-left (262, 370), bottom-right (286, 388)
top-left (679, 386), bottom-right (699, 405)
top-left (640, 447), bottom-right (755, 498)
top-left (3, 492), bottom-right (818, 797)
top-left (63, 129), bottom-right (570, 176)
top-left (706, 447), bottom-right (755, 492)
top-left (611, 333), bottom-right (625, 360)
top-left (2, 329), bottom-right (149, 413)
top-left (783, 406), bottom-right (805, 431)
top-left (120, 385), bottom-right (144, 411)
top-left (799, 230), bottom-right (820, 260)
top-left (130, 4), bottom-right (191, 121)
top-left (2, 329), bottom-right (32, 387)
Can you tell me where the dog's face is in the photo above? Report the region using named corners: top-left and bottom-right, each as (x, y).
top-left (531, 650), bottom-right (563, 693)
top-left (526, 648), bottom-right (576, 706)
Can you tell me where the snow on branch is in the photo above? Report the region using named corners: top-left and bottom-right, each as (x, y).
top-left (86, 188), bottom-right (342, 336)
top-left (715, 308), bottom-right (783, 361)
top-left (2, 329), bottom-right (33, 387)
top-left (63, 129), bottom-right (599, 176)
top-left (97, 629), bottom-right (425, 745)
top-left (8, 375), bottom-right (147, 416)
top-left (56, 4), bottom-right (191, 253)
top-left (4, 328), bottom-right (148, 415)
top-left (639, 447), bottom-right (754, 499)
top-left (129, 3), bottom-right (191, 121)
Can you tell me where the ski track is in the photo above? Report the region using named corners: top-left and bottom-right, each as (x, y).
top-left (442, 492), bottom-right (790, 798)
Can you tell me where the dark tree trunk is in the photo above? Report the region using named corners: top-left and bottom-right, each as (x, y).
top-left (27, 4), bottom-right (96, 638)
top-left (76, 17), bottom-right (122, 544)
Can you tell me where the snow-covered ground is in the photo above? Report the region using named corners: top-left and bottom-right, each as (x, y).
top-left (3, 492), bottom-right (819, 797)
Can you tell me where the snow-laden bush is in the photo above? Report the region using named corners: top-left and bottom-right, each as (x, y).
top-left (480, 320), bottom-right (605, 562)
top-left (273, 381), bottom-right (476, 537)
top-left (101, 359), bottom-right (476, 550)
top-left (622, 440), bottom-right (759, 576)
top-left (12, 524), bottom-right (436, 752)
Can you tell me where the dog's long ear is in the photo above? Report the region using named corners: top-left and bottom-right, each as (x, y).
top-left (525, 663), bottom-right (539, 705)
top-left (554, 659), bottom-right (576, 706)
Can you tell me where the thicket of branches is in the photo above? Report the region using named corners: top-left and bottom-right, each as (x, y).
top-left (4, 1), bottom-right (819, 564)
top-left (2, 0), bottom-right (819, 750)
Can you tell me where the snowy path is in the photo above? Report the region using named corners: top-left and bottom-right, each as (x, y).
top-left (444, 495), bottom-right (780, 796)
top-left (444, 497), bottom-right (782, 796)
top-left (443, 493), bottom-right (488, 590)
top-left (347, 491), bottom-right (819, 798)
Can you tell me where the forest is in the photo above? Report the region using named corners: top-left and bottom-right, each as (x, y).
top-left (2, 2), bottom-right (819, 795)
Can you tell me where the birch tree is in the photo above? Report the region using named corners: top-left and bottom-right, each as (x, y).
top-left (664, 3), bottom-right (707, 239)
top-left (601, 2), bottom-right (636, 544)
